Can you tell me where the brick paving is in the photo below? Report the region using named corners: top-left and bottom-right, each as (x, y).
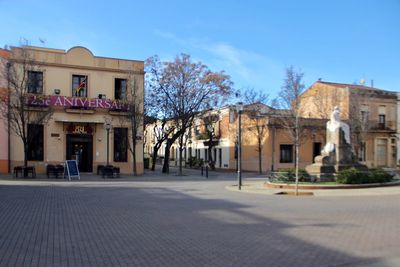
top-left (0, 170), bottom-right (399, 266)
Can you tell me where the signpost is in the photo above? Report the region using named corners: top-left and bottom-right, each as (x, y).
top-left (65, 160), bottom-right (80, 181)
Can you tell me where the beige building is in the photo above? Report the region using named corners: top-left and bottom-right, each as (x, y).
top-left (2, 46), bottom-right (144, 175)
top-left (145, 80), bottom-right (398, 172)
top-left (145, 103), bottom-right (326, 172)
top-left (300, 81), bottom-right (398, 168)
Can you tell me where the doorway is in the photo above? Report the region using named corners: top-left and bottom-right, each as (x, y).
top-left (66, 134), bottom-right (93, 172)
top-left (313, 142), bottom-right (322, 163)
top-left (376, 139), bottom-right (388, 167)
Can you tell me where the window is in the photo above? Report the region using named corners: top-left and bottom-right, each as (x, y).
top-left (378, 114), bottom-right (385, 129)
top-left (27, 71), bottom-right (43, 94)
top-left (360, 111), bottom-right (369, 124)
top-left (72, 75), bottom-right (88, 97)
top-left (115, 78), bottom-right (127, 100)
top-left (27, 124), bottom-right (43, 161)
top-left (358, 142), bottom-right (366, 162)
top-left (229, 109), bottom-right (235, 123)
top-left (280, 144), bottom-right (293, 163)
top-left (114, 128), bottom-right (128, 162)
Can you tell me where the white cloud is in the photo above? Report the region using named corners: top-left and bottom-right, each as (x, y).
top-left (153, 30), bottom-right (285, 94)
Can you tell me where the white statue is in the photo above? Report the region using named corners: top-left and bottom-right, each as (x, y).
top-left (322, 106), bottom-right (350, 154)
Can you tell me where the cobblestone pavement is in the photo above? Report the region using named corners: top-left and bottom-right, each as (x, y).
top-left (0, 169), bottom-right (399, 266)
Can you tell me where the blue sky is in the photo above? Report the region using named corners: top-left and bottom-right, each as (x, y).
top-left (0, 0), bottom-right (399, 97)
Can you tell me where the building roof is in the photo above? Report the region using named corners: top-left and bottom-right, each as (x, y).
top-left (314, 80), bottom-right (397, 95)
top-left (0, 48), bottom-right (10, 59)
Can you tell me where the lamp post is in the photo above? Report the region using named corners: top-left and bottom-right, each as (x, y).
top-left (237, 102), bottom-right (243, 190)
top-left (6, 62), bottom-right (11, 174)
top-left (104, 122), bottom-right (112, 166)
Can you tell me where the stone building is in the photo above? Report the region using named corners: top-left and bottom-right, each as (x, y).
top-left (300, 81), bottom-right (398, 168)
top-left (0, 45), bottom-right (144, 175)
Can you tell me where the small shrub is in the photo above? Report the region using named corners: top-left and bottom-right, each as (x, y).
top-left (337, 168), bottom-right (365, 184)
top-left (368, 168), bottom-right (393, 183)
top-left (337, 167), bottom-right (393, 184)
top-left (276, 168), bottom-right (310, 182)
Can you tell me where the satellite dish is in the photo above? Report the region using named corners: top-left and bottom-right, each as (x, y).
top-left (359, 79), bottom-right (365, 85)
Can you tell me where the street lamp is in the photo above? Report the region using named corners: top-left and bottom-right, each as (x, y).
top-left (104, 122), bottom-right (112, 166)
top-left (236, 102), bottom-right (243, 190)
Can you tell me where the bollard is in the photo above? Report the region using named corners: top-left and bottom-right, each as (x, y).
top-left (201, 166), bottom-right (204, 176)
top-left (206, 166), bottom-right (208, 178)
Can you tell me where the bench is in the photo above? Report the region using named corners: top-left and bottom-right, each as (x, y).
top-left (47, 164), bottom-right (65, 178)
top-left (101, 165), bottom-right (120, 178)
top-left (14, 166), bottom-right (36, 178)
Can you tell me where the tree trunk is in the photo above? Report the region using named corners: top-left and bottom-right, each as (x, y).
top-left (207, 133), bottom-right (215, 170)
top-left (295, 128), bottom-right (299, 196)
top-left (162, 139), bottom-right (172, 173)
top-left (258, 138), bottom-right (262, 174)
top-left (178, 146), bottom-right (183, 175)
top-left (151, 144), bottom-right (161, 171)
top-left (132, 138), bottom-right (137, 176)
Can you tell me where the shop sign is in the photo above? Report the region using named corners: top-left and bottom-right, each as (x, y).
top-left (26, 95), bottom-right (129, 111)
top-left (66, 124), bottom-right (93, 134)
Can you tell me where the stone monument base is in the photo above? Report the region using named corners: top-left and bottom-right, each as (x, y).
top-left (306, 152), bottom-right (368, 182)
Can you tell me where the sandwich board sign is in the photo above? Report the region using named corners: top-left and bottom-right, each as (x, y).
top-left (65, 160), bottom-right (80, 181)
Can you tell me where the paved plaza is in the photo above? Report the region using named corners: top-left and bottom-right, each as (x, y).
top-left (0, 168), bottom-right (399, 267)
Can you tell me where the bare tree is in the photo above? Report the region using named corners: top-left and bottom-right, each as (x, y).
top-left (200, 109), bottom-right (221, 170)
top-left (241, 88), bottom-right (271, 174)
top-left (275, 66), bottom-right (306, 195)
top-left (149, 119), bottom-right (175, 171)
top-left (0, 45), bottom-right (53, 173)
top-left (146, 54), bottom-right (233, 174)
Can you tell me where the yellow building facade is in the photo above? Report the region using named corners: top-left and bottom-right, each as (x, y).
top-left (4, 46), bottom-right (144, 175)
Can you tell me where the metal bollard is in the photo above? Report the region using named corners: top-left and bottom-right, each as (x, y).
top-left (206, 166), bottom-right (208, 178)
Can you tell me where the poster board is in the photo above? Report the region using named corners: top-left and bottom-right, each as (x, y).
top-left (65, 160), bottom-right (80, 181)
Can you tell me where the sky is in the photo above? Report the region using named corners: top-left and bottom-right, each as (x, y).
top-left (0, 0), bottom-right (399, 98)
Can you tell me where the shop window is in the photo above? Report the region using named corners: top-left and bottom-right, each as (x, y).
top-left (114, 128), bottom-right (128, 162)
top-left (280, 144), bottom-right (293, 163)
top-left (27, 124), bottom-right (44, 161)
top-left (72, 75), bottom-right (88, 97)
top-left (115, 78), bottom-right (127, 100)
top-left (27, 71), bottom-right (43, 94)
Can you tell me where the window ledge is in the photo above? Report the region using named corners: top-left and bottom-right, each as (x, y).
top-left (109, 110), bottom-right (129, 116)
top-left (65, 108), bottom-right (95, 114)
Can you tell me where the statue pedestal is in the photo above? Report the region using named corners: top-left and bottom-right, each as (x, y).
top-left (306, 127), bottom-right (367, 182)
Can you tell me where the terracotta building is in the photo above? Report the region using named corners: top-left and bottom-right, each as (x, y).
top-left (1, 45), bottom-right (144, 175)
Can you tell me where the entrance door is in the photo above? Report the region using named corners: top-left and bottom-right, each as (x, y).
top-left (313, 142), bottom-right (321, 163)
top-left (66, 134), bottom-right (93, 172)
top-left (376, 139), bottom-right (388, 167)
